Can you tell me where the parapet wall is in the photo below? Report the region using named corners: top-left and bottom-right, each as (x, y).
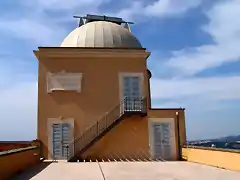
top-left (0, 140), bottom-right (41, 152)
top-left (0, 142), bottom-right (30, 152)
top-left (182, 146), bottom-right (240, 171)
top-left (0, 146), bottom-right (41, 180)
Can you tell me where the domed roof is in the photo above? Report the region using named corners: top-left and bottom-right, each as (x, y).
top-left (61, 21), bottom-right (142, 48)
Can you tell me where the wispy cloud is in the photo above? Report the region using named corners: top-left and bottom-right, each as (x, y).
top-left (0, 0), bottom-right (203, 45)
top-left (117, 0), bottom-right (202, 20)
top-left (163, 0), bottom-right (240, 76)
top-left (150, 75), bottom-right (240, 140)
top-left (22, 0), bottom-right (110, 10)
top-left (145, 0), bottom-right (202, 17)
top-left (0, 18), bottom-right (66, 45)
top-left (147, 0), bottom-right (240, 140)
top-left (0, 0), bottom-right (112, 45)
top-left (151, 76), bottom-right (240, 100)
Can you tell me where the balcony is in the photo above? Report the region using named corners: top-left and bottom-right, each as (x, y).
top-left (123, 97), bottom-right (147, 115)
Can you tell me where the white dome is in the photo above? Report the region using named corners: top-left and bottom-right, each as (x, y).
top-left (61, 21), bottom-right (142, 48)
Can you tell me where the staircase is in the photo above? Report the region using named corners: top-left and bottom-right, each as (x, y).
top-left (67, 97), bottom-right (147, 162)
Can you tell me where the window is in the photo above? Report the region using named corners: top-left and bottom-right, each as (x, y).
top-left (47, 72), bottom-right (83, 93)
top-left (122, 76), bottom-right (141, 97)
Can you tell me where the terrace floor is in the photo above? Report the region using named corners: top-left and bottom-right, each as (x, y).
top-left (13, 161), bottom-right (240, 180)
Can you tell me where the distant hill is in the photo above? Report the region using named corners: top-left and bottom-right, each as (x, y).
top-left (189, 134), bottom-right (240, 143)
top-left (215, 135), bottom-right (240, 142)
top-left (188, 134), bottom-right (240, 150)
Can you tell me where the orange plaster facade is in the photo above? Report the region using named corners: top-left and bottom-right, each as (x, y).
top-left (34, 47), bottom-right (186, 161)
top-left (0, 147), bottom-right (40, 180)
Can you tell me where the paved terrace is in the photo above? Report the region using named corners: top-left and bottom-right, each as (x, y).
top-left (13, 161), bottom-right (240, 180)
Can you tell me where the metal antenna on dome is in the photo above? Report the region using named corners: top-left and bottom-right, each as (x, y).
top-left (74, 14), bottom-right (134, 26)
top-left (124, 23), bottom-right (131, 32)
top-left (73, 16), bottom-right (85, 27)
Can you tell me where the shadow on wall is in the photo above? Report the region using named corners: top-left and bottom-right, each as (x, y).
top-left (80, 115), bottom-right (150, 161)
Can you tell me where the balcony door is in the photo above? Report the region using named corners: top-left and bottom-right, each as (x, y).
top-left (121, 73), bottom-right (143, 112)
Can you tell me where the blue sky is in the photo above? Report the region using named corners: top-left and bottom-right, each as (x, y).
top-left (0, 0), bottom-right (240, 141)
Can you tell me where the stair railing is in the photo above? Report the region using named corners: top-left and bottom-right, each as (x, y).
top-left (67, 97), bottom-right (147, 161)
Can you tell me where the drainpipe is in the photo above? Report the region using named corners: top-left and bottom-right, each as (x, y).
top-left (176, 112), bottom-right (181, 160)
top-left (147, 69), bottom-right (152, 109)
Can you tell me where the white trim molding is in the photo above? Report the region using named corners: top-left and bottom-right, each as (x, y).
top-left (34, 48), bottom-right (151, 59)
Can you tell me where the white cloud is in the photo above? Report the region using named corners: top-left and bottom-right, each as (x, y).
top-left (148, 0), bottom-right (240, 140)
top-left (117, 0), bottom-right (202, 20)
top-left (0, 18), bottom-right (66, 45)
top-left (23, 0), bottom-right (107, 10)
top-left (150, 76), bottom-right (240, 100)
top-left (116, 1), bottom-right (143, 20)
top-left (165, 0), bottom-right (240, 76)
top-left (145, 0), bottom-right (201, 17)
top-left (0, 0), bottom-right (203, 45)
top-left (0, 0), bottom-right (111, 45)
top-left (150, 75), bottom-right (240, 140)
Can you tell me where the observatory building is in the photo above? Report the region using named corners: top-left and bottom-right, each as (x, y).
top-left (34, 14), bottom-right (186, 161)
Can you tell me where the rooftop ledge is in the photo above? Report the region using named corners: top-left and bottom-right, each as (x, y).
top-left (150, 108), bottom-right (185, 111)
top-left (0, 146), bottom-right (38, 157)
top-left (183, 145), bottom-right (240, 153)
top-left (182, 145), bottom-right (240, 172)
top-left (37, 47), bottom-right (147, 50)
top-left (33, 47), bottom-right (151, 59)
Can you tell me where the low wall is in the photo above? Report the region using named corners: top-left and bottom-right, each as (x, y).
top-left (0, 142), bottom-right (30, 152)
top-left (0, 146), bottom-right (41, 180)
top-left (0, 140), bottom-right (41, 152)
top-left (182, 146), bottom-right (240, 171)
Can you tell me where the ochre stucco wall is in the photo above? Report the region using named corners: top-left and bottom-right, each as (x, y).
top-left (81, 115), bottom-right (149, 161)
top-left (35, 48), bottom-right (186, 160)
top-left (36, 49), bottom-right (150, 159)
top-left (0, 147), bottom-right (40, 180)
top-left (79, 109), bottom-right (186, 161)
top-left (182, 147), bottom-right (240, 171)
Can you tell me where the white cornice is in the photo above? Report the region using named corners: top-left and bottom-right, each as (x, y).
top-left (33, 48), bottom-right (151, 59)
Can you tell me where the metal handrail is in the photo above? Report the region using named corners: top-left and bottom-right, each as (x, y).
top-left (67, 97), bottom-right (147, 161)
